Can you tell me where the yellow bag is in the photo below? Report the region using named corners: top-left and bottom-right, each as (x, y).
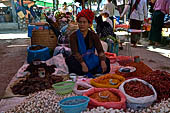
top-left (90, 74), bottom-right (125, 88)
top-left (17, 11), bottom-right (25, 19)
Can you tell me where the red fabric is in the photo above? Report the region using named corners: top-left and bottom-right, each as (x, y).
top-left (115, 24), bottom-right (129, 29)
top-left (76, 9), bottom-right (94, 24)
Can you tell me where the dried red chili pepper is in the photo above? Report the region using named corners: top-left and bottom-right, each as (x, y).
top-left (115, 61), bottom-right (152, 79)
top-left (124, 80), bottom-right (154, 98)
top-left (138, 70), bottom-right (170, 102)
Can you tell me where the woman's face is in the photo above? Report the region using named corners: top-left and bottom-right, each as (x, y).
top-left (78, 17), bottom-right (90, 32)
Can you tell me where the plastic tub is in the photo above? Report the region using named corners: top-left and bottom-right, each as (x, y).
top-left (27, 45), bottom-right (51, 64)
top-left (59, 96), bottom-right (89, 113)
top-left (52, 81), bottom-right (75, 95)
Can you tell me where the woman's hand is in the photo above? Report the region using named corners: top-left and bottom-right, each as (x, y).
top-left (81, 62), bottom-right (88, 73)
top-left (101, 60), bottom-right (107, 73)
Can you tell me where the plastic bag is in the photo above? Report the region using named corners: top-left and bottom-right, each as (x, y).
top-left (46, 54), bottom-right (69, 75)
top-left (83, 88), bottom-right (126, 109)
top-left (53, 46), bottom-right (71, 57)
top-left (73, 81), bottom-right (93, 95)
top-left (119, 78), bottom-right (157, 110)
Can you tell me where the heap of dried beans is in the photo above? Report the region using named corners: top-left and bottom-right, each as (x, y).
top-left (138, 70), bottom-right (170, 102)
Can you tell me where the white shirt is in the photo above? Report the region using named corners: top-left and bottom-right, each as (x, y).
top-left (121, 0), bottom-right (148, 21)
top-left (104, 2), bottom-right (115, 17)
top-left (61, 7), bottom-right (69, 14)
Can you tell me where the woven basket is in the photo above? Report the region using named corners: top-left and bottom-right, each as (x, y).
top-left (31, 29), bottom-right (58, 50)
top-left (52, 81), bottom-right (75, 95)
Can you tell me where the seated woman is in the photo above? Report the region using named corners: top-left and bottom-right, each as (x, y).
top-left (95, 15), bottom-right (115, 38)
top-left (65, 9), bottom-right (110, 76)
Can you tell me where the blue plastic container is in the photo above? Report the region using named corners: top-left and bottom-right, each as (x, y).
top-left (115, 16), bottom-right (120, 24)
top-left (110, 43), bottom-right (119, 56)
top-left (59, 96), bottom-right (89, 113)
top-left (28, 25), bottom-right (35, 37)
top-left (27, 45), bottom-right (51, 64)
top-left (28, 25), bottom-right (49, 37)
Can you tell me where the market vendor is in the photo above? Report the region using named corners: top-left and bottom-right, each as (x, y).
top-left (61, 2), bottom-right (69, 14)
top-left (65, 9), bottom-right (110, 76)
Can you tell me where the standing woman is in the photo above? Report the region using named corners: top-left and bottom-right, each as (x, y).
top-left (104, 0), bottom-right (115, 23)
top-left (65, 9), bottom-right (110, 76)
top-left (149, 0), bottom-right (170, 46)
top-left (120, 0), bottom-right (148, 47)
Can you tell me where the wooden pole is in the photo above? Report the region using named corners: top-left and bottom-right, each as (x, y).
top-left (11, 0), bottom-right (16, 22)
top-left (56, 0), bottom-right (58, 10)
top-left (82, 0), bottom-right (85, 9)
top-left (89, 0), bottom-right (92, 10)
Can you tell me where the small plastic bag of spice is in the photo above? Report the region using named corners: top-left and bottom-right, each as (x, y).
top-left (73, 81), bottom-right (93, 95)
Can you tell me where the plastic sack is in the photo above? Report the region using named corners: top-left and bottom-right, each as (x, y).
top-left (90, 74), bottom-right (125, 88)
top-left (73, 81), bottom-right (93, 95)
top-left (116, 56), bottom-right (134, 66)
top-left (83, 88), bottom-right (126, 109)
top-left (46, 54), bottom-right (69, 75)
top-left (105, 52), bottom-right (117, 64)
top-left (53, 46), bottom-right (71, 57)
top-left (110, 63), bottom-right (122, 74)
top-left (16, 64), bottom-right (29, 78)
top-left (119, 78), bottom-right (157, 110)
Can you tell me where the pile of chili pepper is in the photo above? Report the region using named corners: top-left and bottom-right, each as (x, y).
top-left (115, 61), bottom-right (152, 79)
top-left (124, 80), bottom-right (154, 98)
top-left (138, 70), bottom-right (170, 102)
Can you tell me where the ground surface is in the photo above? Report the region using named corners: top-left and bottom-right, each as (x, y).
top-left (0, 36), bottom-right (30, 99)
top-left (0, 30), bottom-right (170, 100)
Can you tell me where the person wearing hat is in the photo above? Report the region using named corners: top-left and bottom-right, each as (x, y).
top-left (104, 0), bottom-right (115, 23)
top-left (101, 10), bottom-right (113, 28)
top-left (65, 9), bottom-right (110, 76)
top-left (61, 2), bottom-right (69, 14)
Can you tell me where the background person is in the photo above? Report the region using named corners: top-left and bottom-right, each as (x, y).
top-left (120, 0), bottom-right (148, 47)
top-left (65, 9), bottom-right (110, 76)
top-left (149, 0), bottom-right (170, 46)
top-left (104, 0), bottom-right (115, 24)
top-left (101, 10), bottom-right (113, 28)
top-left (61, 2), bottom-right (69, 14)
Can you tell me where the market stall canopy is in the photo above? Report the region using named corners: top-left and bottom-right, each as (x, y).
top-left (35, 0), bottom-right (74, 7)
top-left (0, 3), bottom-right (7, 7)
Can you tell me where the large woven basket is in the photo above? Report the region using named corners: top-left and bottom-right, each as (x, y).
top-left (31, 29), bottom-right (58, 50)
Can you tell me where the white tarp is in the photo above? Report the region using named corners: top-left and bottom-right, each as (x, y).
top-left (0, 3), bottom-right (7, 7)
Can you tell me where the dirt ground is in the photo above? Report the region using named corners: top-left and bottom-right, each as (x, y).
top-left (0, 39), bottom-right (30, 99)
top-left (0, 37), bottom-right (170, 100)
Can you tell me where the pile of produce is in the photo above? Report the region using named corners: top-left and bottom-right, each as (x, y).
top-left (7, 89), bottom-right (170, 113)
top-left (77, 85), bottom-right (90, 90)
top-left (11, 63), bottom-right (63, 95)
top-left (29, 45), bottom-right (45, 50)
top-left (124, 81), bottom-right (154, 97)
top-left (115, 61), bottom-right (152, 78)
top-left (89, 90), bottom-right (120, 102)
top-left (138, 70), bottom-right (170, 102)
top-left (7, 90), bottom-right (77, 113)
top-left (90, 74), bottom-right (125, 88)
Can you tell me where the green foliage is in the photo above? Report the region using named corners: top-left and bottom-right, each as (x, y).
top-left (100, 35), bottom-right (119, 44)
